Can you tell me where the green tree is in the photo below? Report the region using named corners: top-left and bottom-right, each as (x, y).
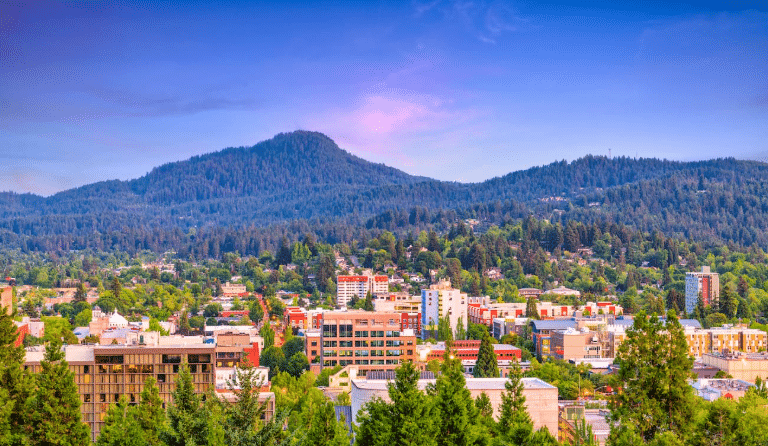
top-left (162, 362), bottom-right (206, 446)
top-left (432, 348), bottom-right (486, 446)
top-left (96, 396), bottom-right (145, 446)
top-left (356, 361), bottom-right (438, 446)
top-left (249, 300), bottom-right (264, 323)
top-left (28, 338), bottom-right (90, 446)
top-left (73, 283), bottom-right (88, 303)
top-left (526, 295), bottom-right (539, 319)
top-left (473, 334), bottom-right (499, 378)
top-left (260, 346), bottom-right (286, 379)
top-left (260, 324), bottom-right (275, 349)
top-left (137, 377), bottom-right (165, 446)
top-left (607, 310), bottom-right (695, 445)
top-left (497, 360), bottom-right (533, 445)
top-left (0, 309), bottom-right (32, 445)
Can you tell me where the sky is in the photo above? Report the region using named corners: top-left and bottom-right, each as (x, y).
top-left (1, 1), bottom-right (766, 195)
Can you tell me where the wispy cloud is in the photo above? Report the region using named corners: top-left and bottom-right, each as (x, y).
top-left (415, 0), bottom-right (526, 44)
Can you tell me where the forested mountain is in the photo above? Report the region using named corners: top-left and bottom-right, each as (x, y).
top-left (0, 130), bottom-right (767, 254)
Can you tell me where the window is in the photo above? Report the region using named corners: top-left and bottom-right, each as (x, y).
top-left (157, 374), bottom-right (166, 383)
top-left (95, 355), bottom-right (124, 364)
top-left (84, 365), bottom-right (90, 374)
top-left (162, 354), bottom-right (182, 364)
top-left (188, 354), bottom-right (211, 363)
top-left (355, 331), bottom-right (369, 338)
top-left (322, 324), bottom-right (337, 337)
top-left (323, 341), bottom-right (337, 348)
top-left (84, 394), bottom-right (91, 403)
top-left (99, 394), bottom-right (106, 402)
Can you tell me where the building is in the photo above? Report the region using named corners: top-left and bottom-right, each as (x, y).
top-left (307, 311), bottom-right (417, 374)
top-left (336, 274), bottom-right (389, 307)
top-left (373, 293), bottom-right (422, 313)
top-left (24, 344), bottom-right (216, 442)
top-left (685, 326), bottom-right (767, 358)
top-left (685, 266), bottom-right (720, 314)
top-left (1, 286), bottom-right (12, 315)
top-left (284, 306), bottom-right (308, 331)
top-left (701, 352), bottom-right (768, 382)
top-left (691, 379), bottom-right (755, 401)
top-left (417, 340), bottom-right (521, 375)
top-left (421, 280), bottom-right (468, 339)
top-left (542, 286), bottom-right (581, 298)
top-left (550, 327), bottom-right (602, 361)
top-left (350, 376), bottom-right (558, 435)
top-left (220, 282), bottom-right (247, 297)
top-left (530, 320), bottom-right (577, 359)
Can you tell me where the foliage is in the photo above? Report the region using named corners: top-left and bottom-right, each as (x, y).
top-left (608, 310), bottom-right (695, 445)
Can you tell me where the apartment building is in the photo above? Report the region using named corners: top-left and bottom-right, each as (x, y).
top-left (421, 280), bottom-right (468, 339)
top-left (307, 311), bottom-right (417, 374)
top-left (685, 326), bottom-right (767, 357)
top-left (550, 328), bottom-right (602, 361)
top-left (24, 344), bottom-right (216, 442)
top-left (336, 274), bottom-right (388, 307)
top-left (373, 293), bottom-right (422, 313)
top-left (685, 266), bottom-right (720, 314)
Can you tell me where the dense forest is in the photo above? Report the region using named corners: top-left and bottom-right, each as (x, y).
top-left (1, 131), bottom-right (768, 253)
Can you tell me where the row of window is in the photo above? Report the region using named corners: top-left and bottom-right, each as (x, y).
top-left (323, 350), bottom-right (407, 357)
top-left (323, 359), bottom-right (401, 366)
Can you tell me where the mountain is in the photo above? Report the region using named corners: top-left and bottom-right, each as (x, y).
top-left (1, 130), bottom-right (767, 253)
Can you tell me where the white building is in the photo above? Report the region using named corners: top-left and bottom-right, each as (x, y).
top-left (421, 280), bottom-right (468, 339)
top-left (336, 274), bottom-right (388, 307)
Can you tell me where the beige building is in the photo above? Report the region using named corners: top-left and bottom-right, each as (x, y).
top-left (551, 328), bottom-right (602, 361)
top-left (1, 286), bottom-right (12, 315)
top-left (350, 376), bottom-right (559, 435)
top-left (24, 344), bottom-right (216, 442)
top-left (701, 352), bottom-right (768, 382)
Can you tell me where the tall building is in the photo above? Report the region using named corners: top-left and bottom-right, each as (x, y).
top-left (421, 280), bottom-right (468, 339)
top-left (306, 311), bottom-right (417, 374)
top-left (685, 266), bottom-right (720, 314)
top-left (336, 274), bottom-right (388, 307)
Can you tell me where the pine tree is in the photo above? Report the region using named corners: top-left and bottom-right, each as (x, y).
top-left (473, 334), bottom-right (499, 378)
top-left (96, 396), bottom-right (145, 446)
top-left (526, 295), bottom-right (539, 319)
top-left (0, 309), bottom-right (32, 445)
top-left (29, 338), bottom-right (90, 446)
top-left (363, 290), bottom-right (374, 311)
top-left (356, 361), bottom-right (437, 446)
top-left (162, 362), bottom-right (206, 446)
top-left (497, 360), bottom-right (533, 445)
top-left (73, 283), bottom-right (87, 303)
top-left (433, 349), bottom-right (487, 446)
top-left (136, 377), bottom-right (165, 446)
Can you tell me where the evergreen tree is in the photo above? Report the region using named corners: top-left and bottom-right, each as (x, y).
top-left (526, 295), bottom-right (539, 319)
top-left (432, 349), bottom-right (487, 446)
top-left (28, 338), bottom-right (90, 446)
top-left (473, 333), bottom-right (499, 378)
top-left (73, 283), bottom-right (87, 303)
top-left (162, 362), bottom-right (206, 446)
top-left (136, 377), bottom-right (165, 446)
top-left (357, 361), bottom-right (438, 446)
top-left (497, 360), bottom-right (533, 445)
top-left (0, 309), bottom-right (32, 445)
top-left (96, 396), bottom-right (145, 446)
top-left (363, 290), bottom-right (374, 311)
top-left (607, 310), bottom-right (695, 444)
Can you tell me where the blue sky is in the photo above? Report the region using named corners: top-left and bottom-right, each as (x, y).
top-left (1, 1), bottom-right (766, 195)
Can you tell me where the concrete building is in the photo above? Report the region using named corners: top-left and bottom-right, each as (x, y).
top-left (685, 266), bottom-right (720, 314)
top-left (373, 293), bottom-right (422, 313)
top-left (701, 352), bottom-right (768, 382)
top-left (551, 327), bottom-right (602, 361)
top-left (24, 344), bottom-right (216, 442)
top-left (421, 280), bottom-right (468, 339)
top-left (336, 274), bottom-right (389, 307)
top-left (307, 311), bottom-right (418, 374)
top-left (350, 376), bottom-right (558, 435)
top-left (220, 282), bottom-right (247, 297)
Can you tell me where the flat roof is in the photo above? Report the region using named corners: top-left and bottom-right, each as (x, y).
top-left (351, 376), bottom-right (555, 392)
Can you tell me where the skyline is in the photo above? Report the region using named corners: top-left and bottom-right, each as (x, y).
top-left (1, 1), bottom-right (766, 196)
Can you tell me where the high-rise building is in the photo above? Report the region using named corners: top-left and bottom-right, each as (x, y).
top-left (685, 266), bottom-right (720, 314)
top-left (336, 274), bottom-right (388, 307)
top-left (421, 280), bottom-right (468, 339)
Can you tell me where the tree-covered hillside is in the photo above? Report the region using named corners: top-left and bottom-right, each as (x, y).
top-left (1, 131), bottom-right (767, 252)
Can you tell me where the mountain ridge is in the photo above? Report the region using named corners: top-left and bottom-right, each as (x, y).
top-left (1, 130), bottom-right (767, 252)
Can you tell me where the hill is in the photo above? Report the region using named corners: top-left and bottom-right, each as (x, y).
top-left (0, 131), bottom-right (767, 253)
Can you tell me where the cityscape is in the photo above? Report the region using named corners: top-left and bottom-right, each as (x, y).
top-left (1, 1), bottom-right (767, 446)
